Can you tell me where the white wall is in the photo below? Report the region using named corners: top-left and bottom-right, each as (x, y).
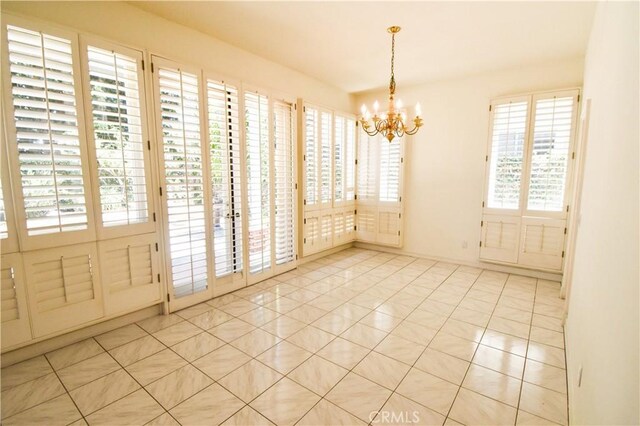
top-left (565, 2), bottom-right (639, 424)
top-left (354, 59), bottom-right (584, 265)
top-left (0, 1), bottom-right (352, 112)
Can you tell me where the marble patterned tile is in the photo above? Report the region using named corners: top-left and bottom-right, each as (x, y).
top-left (529, 327), bottom-right (565, 349)
top-left (472, 344), bottom-right (526, 378)
top-left (396, 368), bottom-right (459, 415)
top-left (449, 388), bottom-right (517, 425)
top-left (494, 305), bottom-right (533, 324)
top-left (261, 315), bottom-right (307, 338)
top-left (219, 299), bottom-right (261, 316)
top-left (222, 406), bottom-right (274, 426)
top-left (429, 332), bottom-right (479, 361)
top-left (175, 302), bottom-right (216, 319)
top-left (137, 314), bottom-right (184, 334)
top-left (519, 382), bottom-right (568, 425)
top-left (414, 348), bottom-right (470, 385)
top-left (316, 337), bottom-right (370, 369)
top-left (375, 334), bottom-right (426, 365)
top-left (359, 310), bottom-right (403, 332)
top-left (326, 372), bottom-right (392, 422)
top-left (217, 359), bottom-right (283, 402)
top-left (462, 364), bottom-right (522, 407)
top-left (109, 335), bottom-right (166, 366)
top-left (532, 314), bottom-right (564, 333)
top-left (126, 349), bottom-right (187, 385)
top-left (489, 316), bottom-right (531, 339)
top-left (230, 328), bottom-right (281, 357)
top-left (481, 329), bottom-right (529, 357)
top-left (527, 342), bottom-right (566, 369)
top-left (341, 322), bottom-right (388, 349)
top-left (312, 312), bottom-right (357, 335)
top-left (441, 318), bottom-right (486, 343)
top-left (286, 325), bottom-right (336, 353)
top-left (209, 318), bottom-right (257, 342)
top-left (188, 309), bottom-right (234, 330)
top-left (376, 392), bottom-right (446, 426)
top-left (353, 351), bottom-right (410, 389)
top-left (2, 394), bottom-right (81, 426)
top-left (152, 321), bottom-right (202, 347)
top-left (256, 341), bottom-right (313, 374)
top-left (192, 344), bottom-right (251, 380)
top-left (450, 306), bottom-right (492, 327)
top-left (85, 389), bottom-right (163, 425)
top-left (286, 305), bottom-right (328, 324)
top-left (1, 356), bottom-right (53, 391)
top-left (288, 354), bottom-right (348, 395)
top-left (250, 378), bottom-right (320, 425)
top-left (146, 364), bottom-right (213, 410)
top-left (1, 372), bottom-right (66, 419)
top-left (517, 410), bottom-right (563, 425)
top-left (69, 369), bottom-right (140, 416)
top-left (264, 296), bottom-right (303, 314)
top-left (95, 324), bottom-right (148, 350)
top-left (238, 306), bottom-right (280, 326)
top-left (391, 321), bottom-right (438, 345)
top-left (297, 399), bottom-right (366, 426)
top-left (46, 339), bottom-right (104, 370)
top-left (145, 412), bottom-right (180, 426)
top-left (57, 352), bottom-right (121, 390)
top-left (170, 332), bottom-right (225, 362)
top-left (524, 359), bottom-right (567, 394)
top-left (170, 383), bottom-right (245, 424)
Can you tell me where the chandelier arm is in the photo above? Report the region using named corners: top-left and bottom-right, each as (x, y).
top-left (404, 126), bottom-right (420, 135)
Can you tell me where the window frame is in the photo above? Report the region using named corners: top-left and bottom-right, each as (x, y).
top-left (79, 35), bottom-right (157, 240)
top-left (483, 88), bottom-right (580, 220)
top-left (1, 16), bottom-right (97, 251)
top-left (1, 111), bottom-right (20, 254)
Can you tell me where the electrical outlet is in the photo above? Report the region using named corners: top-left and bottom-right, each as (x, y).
top-left (577, 365), bottom-right (583, 387)
top-left (462, 240), bottom-right (468, 249)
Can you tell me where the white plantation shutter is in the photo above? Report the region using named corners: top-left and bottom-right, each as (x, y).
top-left (303, 214), bottom-right (320, 254)
top-left (320, 111), bottom-right (332, 207)
top-left (379, 136), bottom-right (402, 203)
top-left (85, 44), bottom-right (152, 231)
top-left (486, 100), bottom-right (528, 210)
top-left (356, 206), bottom-right (376, 242)
top-left (344, 209), bottom-right (355, 241)
top-left (480, 215), bottom-right (521, 263)
top-left (333, 210), bottom-right (345, 242)
top-left (155, 63), bottom-right (209, 298)
top-left (527, 94), bottom-right (577, 212)
top-left (304, 106), bottom-right (318, 208)
top-left (1, 253), bottom-right (32, 349)
top-left (24, 243), bottom-right (103, 337)
top-left (5, 25), bottom-right (92, 240)
top-left (334, 116), bottom-right (345, 203)
top-left (98, 234), bottom-right (160, 315)
top-left (345, 118), bottom-right (356, 202)
top-left (320, 212), bottom-right (333, 249)
top-left (357, 134), bottom-right (378, 202)
top-left (245, 91), bottom-right (271, 275)
top-left (0, 180), bottom-right (9, 240)
top-left (273, 100), bottom-right (295, 265)
top-left (208, 79), bottom-right (243, 278)
top-left (519, 218), bottom-right (565, 270)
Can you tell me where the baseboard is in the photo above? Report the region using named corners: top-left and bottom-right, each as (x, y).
top-left (353, 242), bottom-right (563, 282)
top-left (298, 242), bottom-right (355, 265)
top-left (1, 304), bottom-right (162, 368)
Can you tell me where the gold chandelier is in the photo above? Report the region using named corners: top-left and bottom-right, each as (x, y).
top-left (359, 26), bottom-right (423, 142)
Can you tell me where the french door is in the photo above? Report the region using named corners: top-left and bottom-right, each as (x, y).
top-left (152, 56), bottom-right (297, 309)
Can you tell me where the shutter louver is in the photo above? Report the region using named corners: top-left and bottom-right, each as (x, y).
top-left (1, 253), bottom-right (31, 348)
top-left (34, 253), bottom-right (94, 312)
top-left (344, 210), bottom-right (355, 240)
top-left (487, 101), bottom-right (528, 209)
top-left (519, 218), bottom-right (565, 270)
top-left (245, 91), bottom-right (271, 274)
top-left (7, 25), bottom-right (89, 236)
top-left (273, 100), bottom-right (295, 265)
top-left (357, 207), bottom-right (376, 242)
top-left (527, 96), bottom-right (575, 212)
top-left (357, 134), bottom-right (377, 201)
top-left (334, 116), bottom-right (345, 203)
top-left (479, 215), bottom-right (521, 263)
top-left (320, 213), bottom-right (332, 249)
top-left (208, 80), bottom-right (243, 278)
top-left (304, 106), bottom-right (318, 208)
top-left (99, 235), bottom-right (160, 314)
top-left (320, 111), bottom-right (332, 206)
top-left (304, 215), bottom-right (320, 253)
top-left (87, 45), bottom-right (149, 228)
top-left (157, 66), bottom-right (208, 298)
top-left (0, 180), bottom-right (8, 240)
top-left (379, 136), bottom-right (401, 202)
top-left (345, 118), bottom-right (356, 202)
top-left (333, 211), bottom-right (345, 242)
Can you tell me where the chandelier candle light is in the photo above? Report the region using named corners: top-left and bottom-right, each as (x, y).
top-left (360, 26), bottom-right (423, 142)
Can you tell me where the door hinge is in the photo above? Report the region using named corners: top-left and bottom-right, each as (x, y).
top-left (303, 154), bottom-right (306, 161)
top-left (482, 201), bottom-right (485, 208)
top-left (141, 59), bottom-right (146, 71)
top-left (355, 121), bottom-right (359, 127)
top-left (354, 194), bottom-right (358, 200)
top-left (401, 157), bottom-right (404, 163)
top-left (577, 94), bottom-right (580, 103)
top-left (397, 230), bottom-right (401, 236)
top-left (562, 250), bottom-right (565, 258)
top-left (479, 241), bottom-right (483, 247)
top-left (304, 218), bottom-right (306, 224)
top-left (354, 225), bottom-right (357, 231)
top-left (398, 213), bottom-right (401, 219)
top-left (155, 243), bottom-right (159, 252)
top-left (295, 183), bottom-right (298, 190)
top-left (303, 106), bottom-right (306, 112)
top-left (566, 205), bottom-right (570, 212)
top-left (355, 159), bottom-right (358, 165)
top-left (485, 155), bottom-right (488, 162)
top-left (489, 105), bottom-right (492, 111)
top-left (296, 254), bottom-right (298, 260)
top-left (303, 199), bottom-right (307, 205)
top-left (564, 227), bottom-right (567, 235)
top-left (303, 237), bottom-right (307, 244)
top-left (166, 292), bottom-right (169, 301)
top-left (354, 209), bottom-right (357, 215)
top-left (153, 212), bottom-right (156, 222)
top-left (151, 62), bottom-right (154, 73)
top-left (147, 140), bottom-right (151, 151)
top-left (159, 187), bottom-right (163, 196)
top-left (572, 152), bottom-right (575, 159)
top-left (399, 196), bottom-right (402, 202)
top-left (294, 104), bottom-right (297, 110)
top-left (158, 274), bottom-right (161, 282)
top-left (481, 220), bottom-right (484, 227)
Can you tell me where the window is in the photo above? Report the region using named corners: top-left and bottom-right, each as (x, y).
top-left (481, 89), bottom-right (579, 271)
top-left (273, 100), bottom-right (295, 265)
top-left (85, 43), bottom-right (152, 231)
top-left (5, 24), bottom-right (92, 240)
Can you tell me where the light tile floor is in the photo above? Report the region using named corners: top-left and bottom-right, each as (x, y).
top-left (1, 248), bottom-right (569, 425)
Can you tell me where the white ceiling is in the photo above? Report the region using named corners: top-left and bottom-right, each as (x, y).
top-left (129, 1), bottom-right (596, 94)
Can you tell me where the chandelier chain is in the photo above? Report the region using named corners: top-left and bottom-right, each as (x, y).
top-left (390, 32), bottom-right (396, 94)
